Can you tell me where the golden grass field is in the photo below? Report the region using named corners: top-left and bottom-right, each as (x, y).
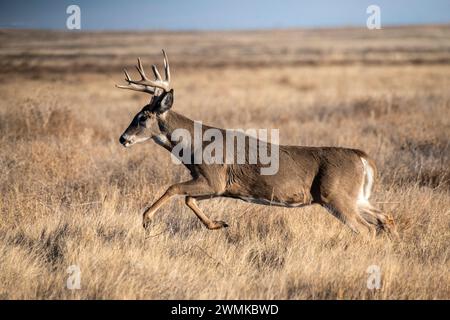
top-left (0, 25), bottom-right (449, 299)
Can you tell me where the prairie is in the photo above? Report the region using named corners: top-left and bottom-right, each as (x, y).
top-left (0, 25), bottom-right (449, 299)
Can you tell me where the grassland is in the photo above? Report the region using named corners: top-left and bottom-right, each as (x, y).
top-left (0, 25), bottom-right (449, 299)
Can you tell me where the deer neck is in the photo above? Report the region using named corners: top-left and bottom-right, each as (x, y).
top-left (153, 110), bottom-right (195, 151)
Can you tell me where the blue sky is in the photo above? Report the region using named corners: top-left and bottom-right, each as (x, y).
top-left (0, 0), bottom-right (449, 30)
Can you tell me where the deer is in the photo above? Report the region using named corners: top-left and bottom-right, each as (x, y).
top-left (116, 50), bottom-right (397, 237)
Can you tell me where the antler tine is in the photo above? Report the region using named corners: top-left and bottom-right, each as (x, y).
top-left (151, 64), bottom-right (162, 81)
top-left (162, 49), bottom-right (171, 82)
top-left (123, 68), bottom-right (132, 81)
top-left (136, 58), bottom-right (149, 81)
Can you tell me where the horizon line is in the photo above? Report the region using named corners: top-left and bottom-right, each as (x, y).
top-left (1, 22), bottom-right (449, 33)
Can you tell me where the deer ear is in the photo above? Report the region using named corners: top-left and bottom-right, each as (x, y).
top-left (158, 89), bottom-right (174, 113)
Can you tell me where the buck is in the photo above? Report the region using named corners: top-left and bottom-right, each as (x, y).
top-left (117, 50), bottom-right (397, 237)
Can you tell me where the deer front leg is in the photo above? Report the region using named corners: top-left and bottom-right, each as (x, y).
top-left (185, 196), bottom-right (228, 230)
top-left (142, 178), bottom-right (222, 230)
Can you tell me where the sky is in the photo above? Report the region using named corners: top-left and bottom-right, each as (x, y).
top-left (0, 0), bottom-right (449, 30)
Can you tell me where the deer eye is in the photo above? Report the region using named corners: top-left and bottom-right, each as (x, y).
top-left (138, 115), bottom-right (147, 123)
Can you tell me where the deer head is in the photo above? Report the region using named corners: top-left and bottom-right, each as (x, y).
top-left (116, 50), bottom-right (174, 147)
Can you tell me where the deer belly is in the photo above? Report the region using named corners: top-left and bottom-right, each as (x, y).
top-left (237, 192), bottom-right (312, 208)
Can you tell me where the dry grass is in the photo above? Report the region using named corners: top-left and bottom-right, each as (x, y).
top-left (0, 26), bottom-right (449, 299)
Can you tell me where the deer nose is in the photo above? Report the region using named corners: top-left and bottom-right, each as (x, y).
top-left (119, 136), bottom-right (127, 145)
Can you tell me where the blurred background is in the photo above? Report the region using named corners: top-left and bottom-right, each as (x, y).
top-left (1, 0), bottom-right (449, 74)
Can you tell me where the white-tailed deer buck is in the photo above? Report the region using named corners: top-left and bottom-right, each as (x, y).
top-left (117, 50), bottom-right (397, 237)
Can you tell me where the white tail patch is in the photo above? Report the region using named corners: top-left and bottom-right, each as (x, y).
top-left (358, 157), bottom-right (374, 206)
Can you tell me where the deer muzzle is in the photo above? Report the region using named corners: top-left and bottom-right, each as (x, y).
top-left (119, 134), bottom-right (133, 147)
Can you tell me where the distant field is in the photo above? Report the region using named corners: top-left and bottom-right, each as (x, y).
top-left (1, 25), bottom-right (450, 73)
top-left (0, 25), bottom-right (449, 299)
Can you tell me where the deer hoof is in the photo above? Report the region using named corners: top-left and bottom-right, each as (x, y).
top-left (208, 220), bottom-right (229, 230)
top-left (143, 218), bottom-right (152, 230)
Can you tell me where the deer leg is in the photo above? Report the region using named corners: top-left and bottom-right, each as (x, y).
top-left (185, 196), bottom-right (228, 230)
top-left (358, 203), bottom-right (398, 238)
top-left (321, 197), bottom-right (373, 235)
top-left (142, 178), bottom-right (217, 229)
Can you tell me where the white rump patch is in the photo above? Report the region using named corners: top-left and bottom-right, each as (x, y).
top-left (358, 157), bottom-right (374, 206)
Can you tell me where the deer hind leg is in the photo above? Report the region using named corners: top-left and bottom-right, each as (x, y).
top-left (321, 196), bottom-right (374, 235)
top-left (358, 203), bottom-right (398, 238)
top-left (142, 178), bottom-right (224, 230)
top-left (185, 196), bottom-right (228, 230)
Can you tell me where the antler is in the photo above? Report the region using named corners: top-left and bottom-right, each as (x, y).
top-left (116, 49), bottom-right (171, 94)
